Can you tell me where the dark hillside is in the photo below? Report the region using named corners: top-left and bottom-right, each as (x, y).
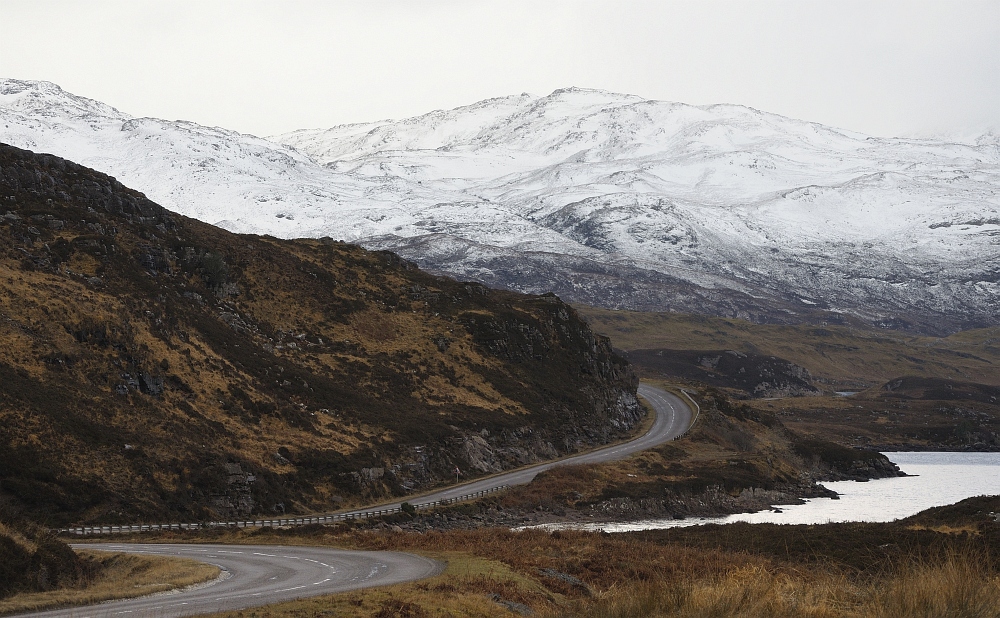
top-left (574, 306), bottom-right (1000, 451)
top-left (0, 143), bottom-right (641, 526)
top-left (576, 305), bottom-right (1000, 391)
top-left (625, 348), bottom-right (821, 397)
top-left (879, 377), bottom-right (1000, 404)
top-left (759, 377), bottom-right (1000, 452)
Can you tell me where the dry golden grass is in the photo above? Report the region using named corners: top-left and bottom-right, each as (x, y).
top-left (0, 522), bottom-right (37, 554)
top-left (144, 526), bottom-right (1000, 618)
top-left (208, 552), bottom-right (556, 618)
top-left (545, 552), bottom-right (1000, 618)
top-left (866, 553), bottom-right (1000, 618)
top-left (905, 524), bottom-right (981, 535)
top-left (0, 550), bottom-right (220, 616)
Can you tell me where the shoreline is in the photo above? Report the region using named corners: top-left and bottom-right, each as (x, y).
top-left (360, 450), bottom-right (1000, 533)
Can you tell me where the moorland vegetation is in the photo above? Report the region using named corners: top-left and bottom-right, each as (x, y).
top-left (55, 496), bottom-right (1000, 618)
top-left (0, 143), bottom-right (641, 526)
top-left (578, 306), bottom-right (1000, 450)
top-left (3, 141), bottom-right (1000, 617)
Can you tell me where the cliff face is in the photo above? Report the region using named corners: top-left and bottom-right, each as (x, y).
top-left (0, 143), bottom-right (641, 525)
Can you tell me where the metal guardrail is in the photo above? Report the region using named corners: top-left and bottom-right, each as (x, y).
top-left (58, 485), bottom-right (508, 536)
top-left (678, 389), bottom-right (701, 436)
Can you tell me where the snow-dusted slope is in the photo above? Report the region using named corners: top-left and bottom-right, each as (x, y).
top-left (2, 80), bottom-right (997, 333)
top-left (277, 87), bottom-right (1000, 332)
top-left (0, 79), bottom-right (455, 239)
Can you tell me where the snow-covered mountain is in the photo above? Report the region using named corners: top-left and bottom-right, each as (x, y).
top-left (2, 80), bottom-right (998, 333)
top-left (0, 79), bottom-right (454, 238)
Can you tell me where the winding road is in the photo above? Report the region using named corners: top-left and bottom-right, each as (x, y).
top-left (22, 544), bottom-right (443, 618)
top-left (365, 384), bottom-right (694, 511)
top-left (23, 385), bottom-right (693, 618)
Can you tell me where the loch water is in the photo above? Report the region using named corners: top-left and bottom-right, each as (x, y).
top-left (542, 452), bottom-right (1000, 533)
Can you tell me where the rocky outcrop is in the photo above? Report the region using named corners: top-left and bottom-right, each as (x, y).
top-left (806, 454), bottom-right (904, 482)
top-left (0, 146), bottom-right (173, 226)
top-left (881, 377), bottom-right (1000, 404)
top-left (627, 348), bottom-right (822, 397)
top-left (791, 437), bottom-right (904, 482)
top-left (209, 463), bottom-right (256, 518)
top-left (584, 482), bottom-right (839, 520)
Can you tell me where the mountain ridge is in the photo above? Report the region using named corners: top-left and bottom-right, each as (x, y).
top-left (3, 79), bottom-right (997, 334)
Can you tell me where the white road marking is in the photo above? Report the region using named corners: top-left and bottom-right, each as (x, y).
top-left (50, 390), bottom-right (683, 617)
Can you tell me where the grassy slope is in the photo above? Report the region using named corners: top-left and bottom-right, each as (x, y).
top-left (576, 305), bottom-right (1000, 390)
top-left (0, 519), bottom-right (88, 599)
top-left (754, 389), bottom-right (1000, 451)
top-left (0, 549), bottom-right (218, 614)
top-left (577, 305), bottom-right (1000, 450)
top-left (0, 143), bottom-right (639, 526)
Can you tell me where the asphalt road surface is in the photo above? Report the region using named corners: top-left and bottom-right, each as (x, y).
top-left (352, 383), bottom-right (695, 512)
top-left (25, 385), bottom-right (692, 618)
top-left (17, 544), bottom-right (443, 618)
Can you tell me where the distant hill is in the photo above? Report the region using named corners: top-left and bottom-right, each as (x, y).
top-left (880, 377), bottom-right (1000, 404)
top-left (625, 348), bottom-right (821, 398)
top-left (573, 305), bottom-right (1000, 451)
top-left (3, 80), bottom-right (999, 334)
top-left (0, 143), bottom-right (641, 526)
top-left (575, 305), bottom-right (1000, 391)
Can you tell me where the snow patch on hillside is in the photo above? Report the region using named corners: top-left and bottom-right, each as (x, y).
top-left (2, 79), bottom-right (998, 332)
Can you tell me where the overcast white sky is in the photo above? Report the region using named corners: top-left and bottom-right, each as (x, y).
top-left (2, 0), bottom-right (999, 139)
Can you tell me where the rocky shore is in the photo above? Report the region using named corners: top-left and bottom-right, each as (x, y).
top-left (347, 480), bottom-right (850, 533)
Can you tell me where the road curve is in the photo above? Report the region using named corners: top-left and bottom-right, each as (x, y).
top-left (351, 383), bottom-right (694, 512)
top-left (16, 543), bottom-right (443, 618)
top-left (59, 385), bottom-right (694, 534)
top-left (26, 386), bottom-right (691, 618)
